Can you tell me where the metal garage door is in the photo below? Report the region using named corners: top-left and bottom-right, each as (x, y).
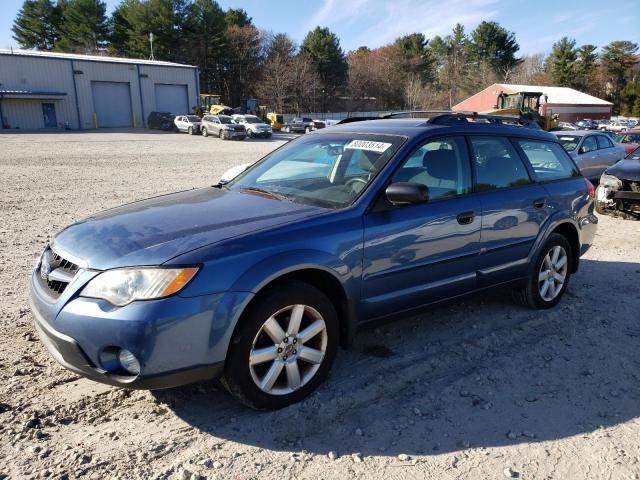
top-left (91, 81), bottom-right (132, 128)
top-left (154, 84), bottom-right (189, 115)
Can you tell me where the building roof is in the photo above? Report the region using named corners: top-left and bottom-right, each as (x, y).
top-left (0, 48), bottom-right (196, 68)
top-left (497, 84), bottom-right (612, 106)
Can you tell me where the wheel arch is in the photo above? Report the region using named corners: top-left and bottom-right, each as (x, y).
top-left (550, 222), bottom-right (580, 273)
top-left (233, 265), bottom-right (357, 350)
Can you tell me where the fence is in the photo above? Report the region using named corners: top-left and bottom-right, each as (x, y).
top-left (282, 111), bottom-right (393, 123)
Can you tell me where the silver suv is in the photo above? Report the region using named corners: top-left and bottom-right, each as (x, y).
top-left (232, 114), bottom-right (272, 138)
top-left (201, 115), bottom-right (247, 140)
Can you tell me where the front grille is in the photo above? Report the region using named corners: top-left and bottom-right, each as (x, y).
top-left (38, 248), bottom-right (80, 298)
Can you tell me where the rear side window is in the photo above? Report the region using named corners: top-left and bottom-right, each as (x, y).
top-left (596, 135), bottom-right (613, 149)
top-left (469, 137), bottom-right (531, 191)
top-left (517, 140), bottom-right (580, 181)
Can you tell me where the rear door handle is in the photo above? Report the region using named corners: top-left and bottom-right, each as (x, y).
top-left (533, 198), bottom-right (546, 209)
top-left (456, 211), bottom-right (475, 225)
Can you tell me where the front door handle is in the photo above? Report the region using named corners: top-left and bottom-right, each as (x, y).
top-left (456, 211), bottom-right (475, 225)
top-left (533, 198), bottom-right (546, 209)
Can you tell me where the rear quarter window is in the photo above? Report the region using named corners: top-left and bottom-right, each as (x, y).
top-left (516, 139), bottom-right (580, 181)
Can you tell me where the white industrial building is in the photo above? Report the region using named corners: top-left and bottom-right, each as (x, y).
top-left (0, 49), bottom-right (199, 130)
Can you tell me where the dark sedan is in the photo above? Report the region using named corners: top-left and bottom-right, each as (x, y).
top-left (596, 146), bottom-right (640, 219)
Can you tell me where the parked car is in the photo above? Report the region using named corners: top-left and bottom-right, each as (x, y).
top-left (30, 115), bottom-right (597, 409)
top-left (174, 115), bottom-right (202, 135)
top-left (595, 145), bottom-right (640, 218)
top-left (627, 119), bottom-right (638, 128)
top-left (201, 115), bottom-right (246, 140)
top-left (557, 122), bottom-right (579, 131)
top-left (554, 131), bottom-right (626, 180)
top-left (613, 131), bottom-right (640, 155)
top-left (232, 114), bottom-right (272, 138)
top-left (147, 111), bottom-right (176, 131)
top-left (600, 120), bottom-right (628, 133)
top-left (576, 119), bottom-right (597, 130)
top-left (283, 117), bottom-right (325, 134)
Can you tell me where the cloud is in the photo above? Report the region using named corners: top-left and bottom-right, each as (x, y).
top-left (307, 0), bottom-right (499, 50)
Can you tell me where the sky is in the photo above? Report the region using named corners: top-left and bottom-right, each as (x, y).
top-left (1, 0), bottom-right (639, 55)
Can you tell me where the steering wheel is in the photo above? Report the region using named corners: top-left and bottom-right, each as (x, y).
top-left (346, 177), bottom-right (368, 193)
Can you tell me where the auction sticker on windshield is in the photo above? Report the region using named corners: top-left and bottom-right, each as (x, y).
top-left (345, 140), bottom-right (392, 153)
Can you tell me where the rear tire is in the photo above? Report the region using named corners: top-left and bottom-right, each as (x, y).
top-left (512, 233), bottom-right (572, 309)
top-left (221, 281), bottom-right (339, 410)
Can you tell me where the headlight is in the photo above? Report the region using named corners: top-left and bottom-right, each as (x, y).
top-left (80, 267), bottom-right (198, 306)
top-left (600, 173), bottom-right (622, 189)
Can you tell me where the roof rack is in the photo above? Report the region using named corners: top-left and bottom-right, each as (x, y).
top-left (335, 110), bottom-right (543, 129)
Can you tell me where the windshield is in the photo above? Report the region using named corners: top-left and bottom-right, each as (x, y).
top-left (627, 146), bottom-right (640, 160)
top-left (186, 115), bottom-right (201, 122)
top-left (244, 116), bottom-right (262, 124)
top-left (557, 135), bottom-right (580, 151)
top-left (614, 134), bottom-right (640, 143)
top-left (218, 115), bottom-right (233, 124)
top-left (228, 134), bottom-right (405, 208)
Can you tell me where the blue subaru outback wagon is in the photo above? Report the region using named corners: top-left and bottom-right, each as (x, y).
top-left (30, 113), bottom-right (597, 409)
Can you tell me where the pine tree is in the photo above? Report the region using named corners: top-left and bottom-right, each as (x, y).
top-left (548, 37), bottom-right (577, 87)
top-left (11, 0), bottom-right (60, 50)
top-left (56, 0), bottom-right (109, 52)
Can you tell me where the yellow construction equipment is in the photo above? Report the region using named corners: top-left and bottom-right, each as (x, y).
top-left (266, 112), bottom-right (285, 131)
top-left (199, 94), bottom-right (233, 116)
top-left (487, 91), bottom-right (559, 131)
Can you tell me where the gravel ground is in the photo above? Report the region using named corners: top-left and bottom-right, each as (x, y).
top-left (1, 130), bottom-right (640, 480)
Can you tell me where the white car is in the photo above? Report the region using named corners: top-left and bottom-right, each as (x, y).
top-left (600, 120), bottom-right (628, 133)
top-left (231, 114), bottom-right (272, 138)
top-left (174, 115), bottom-right (202, 135)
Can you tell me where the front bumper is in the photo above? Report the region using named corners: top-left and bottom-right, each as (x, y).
top-left (29, 271), bottom-right (252, 389)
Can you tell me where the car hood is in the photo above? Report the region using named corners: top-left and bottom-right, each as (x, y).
top-left (249, 123), bottom-right (270, 128)
top-left (52, 188), bottom-right (325, 270)
top-left (606, 159), bottom-right (640, 182)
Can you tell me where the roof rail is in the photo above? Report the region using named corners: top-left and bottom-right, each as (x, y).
top-left (381, 110), bottom-right (453, 118)
top-left (427, 111), bottom-right (542, 129)
top-left (334, 110), bottom-right (543, 129)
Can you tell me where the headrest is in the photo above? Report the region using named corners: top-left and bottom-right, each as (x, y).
top-left (422, 149), bottom-right (457, 181)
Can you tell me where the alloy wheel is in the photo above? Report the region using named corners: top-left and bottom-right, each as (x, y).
top-left (249, 304), bottom-right (327, 396)
top-left (538, 245), bottom-right (568, 301)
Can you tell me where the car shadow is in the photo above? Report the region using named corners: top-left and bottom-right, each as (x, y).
top-left (154, 258), bottom-right (640, 457)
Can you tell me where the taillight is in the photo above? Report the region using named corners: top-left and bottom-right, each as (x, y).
top-left (585, 178), bottom-right (595, 199)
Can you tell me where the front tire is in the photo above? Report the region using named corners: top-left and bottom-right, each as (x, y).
top-left (202, 127), bottom-right (208, 137)
top-left (222, 281), bottom-right (339, 410)
top-left (188, 126), bottom-right (193, 135)
top-left (513, 233), bottom-right (572, 309)
top-left (304, 126), bottom-right (311, 134)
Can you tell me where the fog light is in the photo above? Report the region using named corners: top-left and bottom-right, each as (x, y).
top-left (118, 349), bottom-right (141, 375)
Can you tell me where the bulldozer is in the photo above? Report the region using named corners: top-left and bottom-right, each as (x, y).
top-left (199, 94), bottom-right (234, 116)
top-left (487, 91), bottom-right (559, 131)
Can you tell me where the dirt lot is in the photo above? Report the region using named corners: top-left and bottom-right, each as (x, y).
top-left (1, 130), bottom-right (640, 480)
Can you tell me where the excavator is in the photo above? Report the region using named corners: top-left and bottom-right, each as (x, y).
top-left (199, 94), bottom-right (234, 116)
top-left (486, 91), bottom-right (559, 131)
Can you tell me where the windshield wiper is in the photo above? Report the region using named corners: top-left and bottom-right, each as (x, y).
top-left (239, 186), bottom-right (287, 201)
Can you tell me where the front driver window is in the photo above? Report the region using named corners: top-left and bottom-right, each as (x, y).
top-left (581, 136), bottom-right (597, 152)
top-left (392, 136), bottom-right (472, 200)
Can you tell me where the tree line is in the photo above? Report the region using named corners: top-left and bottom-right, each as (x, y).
top-left (11, 0), bottom-right (640, 115)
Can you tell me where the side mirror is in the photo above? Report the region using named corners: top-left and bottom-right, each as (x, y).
top-left (385, 182), bottom-right (429, 206)
top-left (219, 162), bottom-right (253, 183)
top-left (578, 146), bottom-right (586, 154)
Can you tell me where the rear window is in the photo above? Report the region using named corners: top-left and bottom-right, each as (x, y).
top-left (517, 140), bottom-right (580, 181)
